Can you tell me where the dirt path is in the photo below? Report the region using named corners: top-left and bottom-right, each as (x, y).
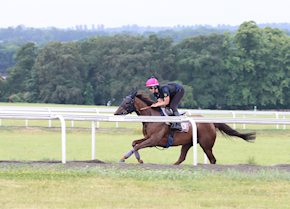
top-left (1, 160), bottom-right (290, 173)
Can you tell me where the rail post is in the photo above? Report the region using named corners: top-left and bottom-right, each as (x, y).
top-left (231, 111), bottom-right (236, 129)
top-left (91, 121), bottom-right (96, 160)
top-left (95, 109), bottom-right (100, 128)
top-left (275, 113), bottom-right (279, 129)
top-left (189, 118), bottom-right (198, 166)
top-left (48, 107), bottom-right (52, 128)
top-left (54, 114), bottom-right (66, 163)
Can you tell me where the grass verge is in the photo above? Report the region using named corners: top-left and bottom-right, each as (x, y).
top-left (0, 164), bottom-right (290, 209)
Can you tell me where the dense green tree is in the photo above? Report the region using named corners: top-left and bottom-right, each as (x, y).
top-left (83, 82), bottom-right (94, 105)
top-left (5, 42), bottom-right (37, 101)
top-left (1, 22), bottom-right (289, 109)
top-left (32, 42), bottom-right (86, 104)
top-left (277, 31), bottom-right (290, 108)
top-left (0, 77), bottom-right (6, 102)
top-left (79, 34), bottom-right (174, 105)
top-left (174, 33), bottom-right (230, 108)
top-left (0, 43), bottom-right (17, 75)
top-left (235, 21), bottom-right (262, 53)
top-left (229, 21), bottom-right (290, 109)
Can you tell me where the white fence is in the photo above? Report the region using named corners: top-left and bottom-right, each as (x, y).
top-left (1, 106), bottom-right (289, 129)
top-left (0, 106), bottom-right (115, 128)
top-left (1, 106), bottom-right (290, 165)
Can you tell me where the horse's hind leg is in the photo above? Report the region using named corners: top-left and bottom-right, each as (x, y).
top-left (205, 149), bottom-right (216, 164)
top-left (198, 125), bottom-right (217, 164)
top-left (201, 147), bottom-right (216, 164)
top-left (174, 144), bottom-right (192, 165)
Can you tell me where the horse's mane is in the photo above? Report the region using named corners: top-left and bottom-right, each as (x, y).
top-left (136, 92), bottom-right (155, 106)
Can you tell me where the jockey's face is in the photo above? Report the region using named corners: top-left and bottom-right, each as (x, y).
top-left (148, 86), bottom-right (158, 93)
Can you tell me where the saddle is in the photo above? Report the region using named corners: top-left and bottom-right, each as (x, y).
top-left (160, 107), bottom-right (190, 133)
top-left (160, 107), bottom-right (190, 148)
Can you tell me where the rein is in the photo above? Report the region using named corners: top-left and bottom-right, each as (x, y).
top-left (140, 106), bottom-right (151, 111)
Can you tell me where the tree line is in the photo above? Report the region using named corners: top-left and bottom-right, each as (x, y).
top-left (0, 21), bottom-right (289, 110)
top-left (1, 22), bottom-right (289, 75)
top-left (0, 24), bottom-right (233, 75)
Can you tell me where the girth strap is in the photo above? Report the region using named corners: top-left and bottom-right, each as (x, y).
top-left (164, 129), bottom-right (174, 148)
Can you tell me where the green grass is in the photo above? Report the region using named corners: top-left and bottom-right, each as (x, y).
top-left (0, 164), bottom-right (289, 209)
top-left (214, 129), bottom-right (290, 165)
top-left (0, 126), bottom-right (289, 165)
top-left (0, 117), bottom-right (290, 208)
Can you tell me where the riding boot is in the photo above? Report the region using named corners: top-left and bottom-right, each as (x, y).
top-left (170, 111), bottom-right (182, 131)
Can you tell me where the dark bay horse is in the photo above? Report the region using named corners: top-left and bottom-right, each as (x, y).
top-left (114, 91), bottom-right (256, 165)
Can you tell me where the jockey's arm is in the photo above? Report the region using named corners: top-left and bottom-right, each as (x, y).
top-left (151, 96), bottom-right (170, 107)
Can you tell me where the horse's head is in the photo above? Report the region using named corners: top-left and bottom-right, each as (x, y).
top-left (114, 92), bottom-right (137, 115)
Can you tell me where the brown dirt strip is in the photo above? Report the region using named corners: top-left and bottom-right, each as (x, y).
top-left (0, 160), bottom-right (290, 173)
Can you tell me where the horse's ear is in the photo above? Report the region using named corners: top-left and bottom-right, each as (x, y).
top-left (130, 88), bottom-right (138, 98)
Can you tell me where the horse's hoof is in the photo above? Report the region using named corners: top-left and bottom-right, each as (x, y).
top-left (138, 160), bottom-right (144, 164)
top-left (119, 159), bottom-right (125, 163)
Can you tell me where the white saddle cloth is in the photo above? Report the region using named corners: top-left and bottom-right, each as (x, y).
top-left (161, 108), bottom-right (190, 132)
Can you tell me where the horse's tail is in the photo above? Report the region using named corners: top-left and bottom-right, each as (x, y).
top-left (214, 123), bottom-right (256, 142)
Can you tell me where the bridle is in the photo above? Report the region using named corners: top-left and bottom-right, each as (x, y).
top-left (122, 94), bottom-right (150, 115)
top-left (123, 95), bottom-right (136, 114)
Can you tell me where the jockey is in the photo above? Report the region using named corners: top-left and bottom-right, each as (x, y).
top-left (145, 76), bottom-right (184, 131)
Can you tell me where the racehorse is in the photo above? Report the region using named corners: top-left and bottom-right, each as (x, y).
top-left (114, 91), bottom-right (256, 165)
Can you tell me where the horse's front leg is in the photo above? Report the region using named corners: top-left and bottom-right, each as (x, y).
top-left (120, 138), bottom-right (146, 163)
top-left (132, 129), bottom-right (166, 156)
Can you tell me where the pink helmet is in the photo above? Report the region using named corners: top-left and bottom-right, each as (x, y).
top-left (145, 77), bottom-right (159, 87)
